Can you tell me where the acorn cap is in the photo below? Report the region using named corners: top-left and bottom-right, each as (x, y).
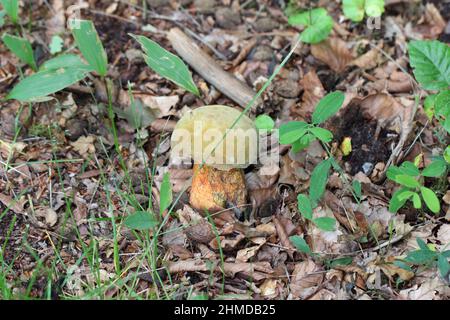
top-left (170, 105), bottom-right (258, 170)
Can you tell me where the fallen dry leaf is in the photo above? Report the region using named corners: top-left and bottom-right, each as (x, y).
top-left (311, 38), bottom-right (354, 73)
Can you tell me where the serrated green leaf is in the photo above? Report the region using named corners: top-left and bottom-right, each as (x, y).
top-left (297, 194), bottom-right (313, 220)
top-left (255, 114), bottom-right (275, 131)
top-left (420, 186), bottom-right (440, 214)
top-left (124, 211), bottom-right (158, 230)
top-left (408, 40), bottom-right (450, 90)
top-left (312, 91), bottom-right (345, 124)
top-left (288, 8), bottom-right (334, 44)
top-left (424, 94), bottom-right (437, 120)
top-left (132, 34), bottom-right (199, 96)
top-left (343, 0), bottom-right (365, 22)
top-left (279, 121), bottom-right (309, 145)
top-left (0, 0), bottom-right (18, 24)
top-left (435, 90), bottom-right (450, 117)
top-left (309, 127), bottom-right (333, 143)
top-left (159, 172), bottom-right (172, 215)
top-left (71, 19), bottom-right (108, 77)
top-left (422, 159), bottom-right (447, 177)
top-left (7, 66), bottom-right (90, 102)
top-left (289, 235), bottom-right (312, 255)
top-left (2, 33), bottom-right (37, 71)
top-left (313, 217), bottom-right (336, 231)
top-left (309, 158), bottom-right (332, 204)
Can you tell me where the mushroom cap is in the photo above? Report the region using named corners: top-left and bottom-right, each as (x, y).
top-left (170, 105), bottom-right (258, 170)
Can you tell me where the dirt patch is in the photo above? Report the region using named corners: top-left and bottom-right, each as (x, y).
top-left (330, 105), bottom-right (396, 176)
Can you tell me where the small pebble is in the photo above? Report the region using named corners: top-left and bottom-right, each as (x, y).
top-left (362, 162), bottom-right (374, 175)
top-left (215, 7), bottom-right (241, 29)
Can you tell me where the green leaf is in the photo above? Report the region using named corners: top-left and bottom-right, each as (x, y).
top-left (132, 34), bottom-right (199, 96)
top-left (312, 91), bottom-right (345, 124)
top-left (49, 35), bottom-right (64, 55)
top-left (71, 19), bottom-right (108, 77)
top-left (399, 161), bottom-right (421, 176)
top-left (255, 114), bottom-right (275, 130)
top-left (416, 238), bottom-right (430, 251)
top-left (124, 211), bottom-right (158, 230)
top-left (288, 8), bottom-right (334, 44)
top-left (313, 217), bottom-right (336, 231)
top-left (444, 146), bottom-right (450, 164)
top-left (388, 162), bottom-right (420, 180)
top-left (408, 40), bottom-right (450, 90)
top-left (2, 33), bottom-right (37, 71)
top-left (0, 10), bottom-right (6, 28)
top-left (412, 192), bottom-right (421, 209)
top-left (309, 158), bottom-right (332, 204)
top-left (328, 257), bottom-right (353, 268)
top-left (435, 90), bottom-right (450, 117)
top-left (365, 0), bottom-right (385, 18)
top-left (309, 127), bottom-right (333, 143)
top-left (422, 159), bottom-right (447, 177)
top-left (291, 133), bottom-right (315, 153)
top-left (393, 260), bottom-right (413, 272)
top-left (352, 180), bottom-right (362, 200)
top-left (7, 66), bottom-right (91, 102)
top-left (289, 235), bottom-right (312, 255)
top-left (389, 188), bottom-right (410, 213)
top-left (297, 194), bottom-right (313, 220)
top-left (0, 0), bottom-right (18, 24)
top-left (159, 172), bottom-right (172, 215)
top-left (279, 121), bottom-right (309, 145)
top-left (420, 186), bottom-right (440, 214)
top-left (405, 249), bottom-right (437, 264)
top-left (438, 255), bottom-right (450, 279)
top-left (343, 0), bottom-right (365, 22)
top-left (393, 175), bottom-right (420, 188)
top-left (424, 94), bottom-right (437, 120)
top-left (39, 54), bottom-right (92, 72)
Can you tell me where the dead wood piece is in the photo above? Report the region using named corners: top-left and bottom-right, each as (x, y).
top-left (167, 28), bottom-right (262, 111)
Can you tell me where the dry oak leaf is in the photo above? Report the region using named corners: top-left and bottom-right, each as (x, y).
top-left (71, 136), bottom-right (96, 157)
top-left (350, 42), bottom-right (383, 70)
top-left (311, 38), bottom-right (354, 73)
top-left (297, 70), bottom-right (325, 120)
top-left (289, 260), bottom-right (324, 299)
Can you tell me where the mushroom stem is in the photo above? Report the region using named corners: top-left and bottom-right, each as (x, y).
top-left (190, 164), bottom-right (248, 214)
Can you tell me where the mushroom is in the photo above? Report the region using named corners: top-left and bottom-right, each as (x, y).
top-left (170, 105), bottom-right (258, 214)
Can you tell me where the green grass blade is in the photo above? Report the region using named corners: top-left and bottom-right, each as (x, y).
top-left (0, 0), bottom-right (18, 24)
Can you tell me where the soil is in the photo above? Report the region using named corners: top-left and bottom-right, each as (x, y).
top-left (331, 104), bottom-right (395, 176)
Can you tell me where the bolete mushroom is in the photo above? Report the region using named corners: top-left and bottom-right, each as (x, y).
top-left (170, 105), bottom-right (258, 214)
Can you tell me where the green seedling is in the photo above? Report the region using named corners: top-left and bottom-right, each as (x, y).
top-left (287, 7), bottom-right (334, 44)
top-left (343, 0), bottom-right (385, 22)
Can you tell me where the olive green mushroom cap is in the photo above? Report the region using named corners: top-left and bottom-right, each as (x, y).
top-left (170, 105), bottom-right (258, 170)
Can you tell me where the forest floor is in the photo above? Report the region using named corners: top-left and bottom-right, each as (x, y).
top-left (0, 0), bottom-right (449, 300)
